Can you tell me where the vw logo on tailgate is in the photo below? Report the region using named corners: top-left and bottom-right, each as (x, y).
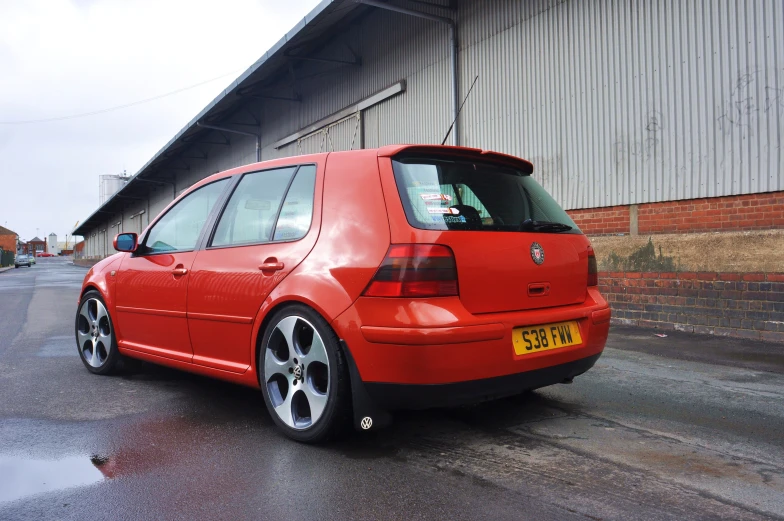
top-left (530, 242), bottom-right (545, 265)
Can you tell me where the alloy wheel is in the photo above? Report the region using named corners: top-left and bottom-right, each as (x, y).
top-left (76, 298), bottom-right (112, 368)
top-left (263, 315), bottom-right (330, 430)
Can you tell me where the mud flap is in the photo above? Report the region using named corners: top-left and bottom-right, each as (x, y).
top-left (339, 340), bottom-right (393, 432)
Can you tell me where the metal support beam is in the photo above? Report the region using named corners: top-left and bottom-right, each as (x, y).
top-left (405, 0), bottom-right (456, 11)
top-left (182, 132), bottom-right (231, 146)
top-left (245, 107), bottom-right (260, 126)
top-left (356, 0), bottom-right (458, 146)
top-left (196, 122), bottom-right (261, 162)
top-left (246, 93), bottom-right (301, 102)
top-left (284, 54), bottom-right (361, 67)
top-left (133, 176), bottom-right (176, 201)
top-left (191, 139), bottom-right (231, 146)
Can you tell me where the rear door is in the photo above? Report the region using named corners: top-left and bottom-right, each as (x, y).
top-left (380, 151), bottom-right (592, 315)
top-left (186, 164), bottom-right (321, 373)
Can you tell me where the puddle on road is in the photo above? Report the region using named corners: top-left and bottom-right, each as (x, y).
top-left (0, 454), bottom-right (109, 504)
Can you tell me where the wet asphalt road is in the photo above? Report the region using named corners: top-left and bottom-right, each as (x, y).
top-left (0, 258), bottom-right (783, 520)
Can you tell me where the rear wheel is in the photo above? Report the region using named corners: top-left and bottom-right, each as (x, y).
top-left (75, 290), bottom-right (125, 375)
top-left (259, 305), bottom-right (351, 443)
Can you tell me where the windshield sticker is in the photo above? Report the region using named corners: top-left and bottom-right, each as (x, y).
top-left (427, 207), bottom-right (460, 215)
top-left (420, 193), bottom-right (453, 202)
top-left (443, 215), bottom-right (466, 223)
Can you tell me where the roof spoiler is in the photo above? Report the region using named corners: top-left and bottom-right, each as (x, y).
top-left (377, 145), bottom-right (534, 175)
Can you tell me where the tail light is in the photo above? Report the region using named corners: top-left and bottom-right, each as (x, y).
top-left (363, 244), bottom-right (458, 298)
top-left (588, 252), bottom-right (598, 287)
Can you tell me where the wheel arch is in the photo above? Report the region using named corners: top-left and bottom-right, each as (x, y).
top-left (81, 284), bottom-right (102, 299)
top-left (251, 297), bottom-right (339, 387)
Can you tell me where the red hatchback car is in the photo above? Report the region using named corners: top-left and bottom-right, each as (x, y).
top-left (76, 145), bottom-right (610, 442)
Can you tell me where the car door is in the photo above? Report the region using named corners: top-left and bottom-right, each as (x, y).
top-left (115, 178), bottom-right (230, 363)
top-left (187, 164), bottom-right (321, 373)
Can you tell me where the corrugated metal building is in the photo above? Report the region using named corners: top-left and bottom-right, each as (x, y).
top-left (74, 0), bottom-right (784, 255)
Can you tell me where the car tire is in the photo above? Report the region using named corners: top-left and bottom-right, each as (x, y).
top-left (258, 304), bottom-right (351, 443)
top-left (74, 290), bottom-right (126, 375)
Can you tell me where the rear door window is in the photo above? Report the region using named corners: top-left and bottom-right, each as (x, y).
top-left (210, 165), bottom-right (316, 247)
top-left (273, 165), bottom-right (316, 241)
top-left (392, 156), bottom-right (580, 234)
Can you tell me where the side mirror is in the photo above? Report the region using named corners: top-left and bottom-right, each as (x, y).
top-left (114, 233), bottom-right (138, 252)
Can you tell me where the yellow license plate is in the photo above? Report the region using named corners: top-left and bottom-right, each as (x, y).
top-left (512, 321), bottom-right (582, 356)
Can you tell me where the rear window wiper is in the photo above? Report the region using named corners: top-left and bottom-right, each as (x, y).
top-left (519, 219), bottom-right (573, 233)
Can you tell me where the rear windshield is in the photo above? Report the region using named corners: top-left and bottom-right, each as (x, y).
top-left (391, 156), bottom-right (581, 234)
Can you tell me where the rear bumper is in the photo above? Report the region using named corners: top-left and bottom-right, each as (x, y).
top-left (332, 288), bottom-right (610, 385)
top-left (365, 353), bottom-right (601, 410)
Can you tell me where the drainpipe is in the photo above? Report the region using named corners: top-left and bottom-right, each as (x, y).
top-left (196, 122), bottom-right (261, 162)
top-left (356, 0), bottom-right (458, 146)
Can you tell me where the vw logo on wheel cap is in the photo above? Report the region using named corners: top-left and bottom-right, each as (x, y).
top-left (530, 242), bottom-right (545, 265)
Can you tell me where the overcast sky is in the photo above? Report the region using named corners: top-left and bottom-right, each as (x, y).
top-left (0, 0), bottom-right (321, 242)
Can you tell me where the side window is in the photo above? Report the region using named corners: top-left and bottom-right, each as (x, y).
top-left (211, 167), bottom-right (296, 247)
top-left (144, 179), bottom-right (228, 253)
top-left (273, 165), bottom-right (316, 241)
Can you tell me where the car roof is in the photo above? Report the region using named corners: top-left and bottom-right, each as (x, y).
top-left (187, 145), bottom-right (535, 194)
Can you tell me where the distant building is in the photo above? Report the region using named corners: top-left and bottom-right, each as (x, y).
top-left (0, 225), bottom-right (18, 253)
top-left (58, 240), bottom-right (76, 255)
top-left (25, 237), bottom-right (46, 256)
top-left (47, 233), bottom-right (58, 255)
top-left (99, 174), bottom-right (128, 205)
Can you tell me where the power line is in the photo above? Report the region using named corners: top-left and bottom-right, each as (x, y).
top-left (0, 69), bottom-right (243, 125)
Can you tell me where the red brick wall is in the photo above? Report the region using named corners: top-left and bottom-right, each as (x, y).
top-left (568, 206), bottom-right (630, 235)
top-left (567, 191), bottom-right (784, 235)
top-left (0, 234), bottom-right (16, 253)
top-left (638, 192), bottom-right (784, 233)
top-left (599, 271), bottom-right (784, 343)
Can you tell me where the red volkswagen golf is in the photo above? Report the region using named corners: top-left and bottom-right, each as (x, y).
top-left (76, 145), bottom-right (610, 443)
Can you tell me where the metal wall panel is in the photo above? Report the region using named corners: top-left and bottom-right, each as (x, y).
top-left (459, 0), bottom-right (784, 209)
top-left (261, 6), bottom-right (453, 158)
top-left (363, 59), bottom-right (453, 147)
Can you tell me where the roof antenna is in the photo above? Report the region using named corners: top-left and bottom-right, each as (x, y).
top-left (441, 75), bottom-right (479, 146)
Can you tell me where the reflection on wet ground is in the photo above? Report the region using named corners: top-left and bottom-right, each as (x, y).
top-left (0, 455), bottom-right (105, 504)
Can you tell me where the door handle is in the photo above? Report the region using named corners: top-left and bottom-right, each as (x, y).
top-left (259, 262), bottom-right (284, 271)
top-left (528, 282), bottom-right (550, 297)
top-left (172, 267), bottom-right (189, 276)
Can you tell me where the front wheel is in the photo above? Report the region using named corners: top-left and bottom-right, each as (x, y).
top-left (75, 290), bottom-right (125, 375)
top-left (259, 305), bottom-right (351, 443)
